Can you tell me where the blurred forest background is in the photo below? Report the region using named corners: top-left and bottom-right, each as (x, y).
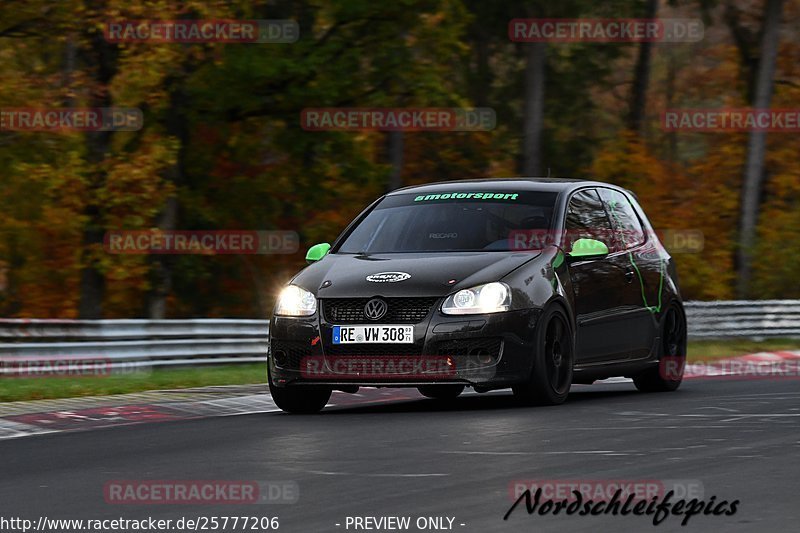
top-left (0, 0), bottom-right (798, 319)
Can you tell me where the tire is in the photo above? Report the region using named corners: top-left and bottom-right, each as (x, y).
top-left (634, 302), bottom-right (687, 393)
top-left (417, 384), bottom-right (465, 400)
top-left (513, 305), bottom-right (574, 406)
top-left (268, 373), bottom-right (331, 414)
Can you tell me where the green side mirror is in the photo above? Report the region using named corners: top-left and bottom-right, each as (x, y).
top-left (305, 243), bottom-right (331, 263)
top-left (566, 238), bottom-right (609, 261)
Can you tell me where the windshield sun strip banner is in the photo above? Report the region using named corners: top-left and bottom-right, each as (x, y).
top-left (413, 192), bottom-right (520, 201)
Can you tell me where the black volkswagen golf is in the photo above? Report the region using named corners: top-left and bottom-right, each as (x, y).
top-left (268, 178), bottom-right (687, 413)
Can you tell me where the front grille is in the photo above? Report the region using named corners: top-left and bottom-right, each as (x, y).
top-left (322, 297), bottom-right (439, 324)
top-left (324, 343), bottom-right (424, 357)
top-left (432, 337), bottom-right (503, 358)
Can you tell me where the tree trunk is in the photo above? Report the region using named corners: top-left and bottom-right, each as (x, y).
top-left (521, 42), bottom-right (546, 176)
top-left (628, 0), bottom-right (658, 135)
top-left (387, 131), bottom-right (403, 191)
top-left (736, 0), bottom-right (783, 299)
top-left (147, 86), bottom-right (187, 318)
top-left (472, 28), bottom-right (490, 107)
top-left (665, 52), bottom-right (677, 163)
top-left (147, 197), bottom-right (178, 318)
top-left (78, 30), bottom-right (117, 319)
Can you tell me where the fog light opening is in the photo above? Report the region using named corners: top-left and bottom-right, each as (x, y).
top-left (273, 350), bottom-right (288, 366)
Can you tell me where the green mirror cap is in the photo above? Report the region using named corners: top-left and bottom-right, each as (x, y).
top-left (305, 243), bottom-right (331, 262)
top-left (567, 238), bottom-right (609, 258)
top-left (552, 250), bottom-right (565, 269)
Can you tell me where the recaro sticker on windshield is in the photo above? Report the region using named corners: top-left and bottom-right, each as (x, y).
top-left (413, 192), bottom-right (519, 201)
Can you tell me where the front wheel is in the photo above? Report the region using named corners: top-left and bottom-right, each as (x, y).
top-left (268, 374), bottom-right (331, 414)
top-left (513, 305), bottom-right (574, 406)
top-left (633, 303), bottom-right (687, 392)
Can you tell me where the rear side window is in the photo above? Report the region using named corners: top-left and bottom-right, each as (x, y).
top-left (598, 188), bottom-right (645, 251)
top-left (564, 189), bottom-right (615, 252)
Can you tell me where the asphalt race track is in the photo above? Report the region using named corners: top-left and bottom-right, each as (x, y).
top-left (1, 378), bottom-right (798, 533)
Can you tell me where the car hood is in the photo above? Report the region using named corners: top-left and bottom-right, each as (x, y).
top-left (291, 251), bottom-right (541, 298)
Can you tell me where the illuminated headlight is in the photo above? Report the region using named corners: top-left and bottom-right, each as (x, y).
top-left (275, 285), bottom-right (317, 317)
top-left (441, 282), bottom-right (511, 315)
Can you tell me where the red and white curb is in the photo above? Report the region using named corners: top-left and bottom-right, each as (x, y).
top-left (0, 386), bottom-right (422, 441)
top-left (683, 350), bottom-right (800, 378)
top-left (595, 351), bottom-right (800, 384)
top-left (0, 386), bottom-right (274, 440)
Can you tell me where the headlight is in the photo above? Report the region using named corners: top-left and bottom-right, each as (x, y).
top-left (441, 282), bottom-right (511, 315)
top-left (275, 285), bottom-right (317, 316)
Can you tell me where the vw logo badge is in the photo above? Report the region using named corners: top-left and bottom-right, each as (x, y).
top-left (364, 298), bottom-right (388, 320)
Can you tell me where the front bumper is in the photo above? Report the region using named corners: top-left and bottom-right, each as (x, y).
top-left (268, 302), bottom-right (541, 390)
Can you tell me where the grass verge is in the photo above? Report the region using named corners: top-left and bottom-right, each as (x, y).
top-left (0, 363), bottom-right (265, 403)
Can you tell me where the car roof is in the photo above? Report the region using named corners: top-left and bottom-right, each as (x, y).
top-left (387, 177), bottom-right (619, 196)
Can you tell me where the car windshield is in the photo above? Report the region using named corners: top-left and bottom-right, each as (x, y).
top-left (337, 190), bottom-right (558, 253)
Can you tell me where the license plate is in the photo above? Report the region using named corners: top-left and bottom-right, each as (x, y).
top-left (332, 325), bottom-right (414, 344)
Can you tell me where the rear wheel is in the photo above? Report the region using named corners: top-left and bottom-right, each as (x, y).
top-left (417, 384), bottom-right (465, 400)
top-left (268, 372), bottom-right (331, 414)
top-left (634, 303), bottom-right (687, 392)
top-left (513, 306), bottom-right (574, 406)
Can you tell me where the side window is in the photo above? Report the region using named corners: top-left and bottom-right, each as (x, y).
top-left (598, 189), bottom-right (645, 251)
top-left (564, 189), bottom-right (615, 252)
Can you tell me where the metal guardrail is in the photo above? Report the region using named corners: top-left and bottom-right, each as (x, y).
top-left (0, 300), bottom-right (798, 372)
top-left (0, 319), bottom-right (270, 373)
top-left (0, 319), bottom-right (269, 340)
top-left (685, 300), bottom-right (800, 339)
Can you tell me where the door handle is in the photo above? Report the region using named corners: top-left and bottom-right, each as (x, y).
top-left (624, 270), bottom-right (635, 283)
